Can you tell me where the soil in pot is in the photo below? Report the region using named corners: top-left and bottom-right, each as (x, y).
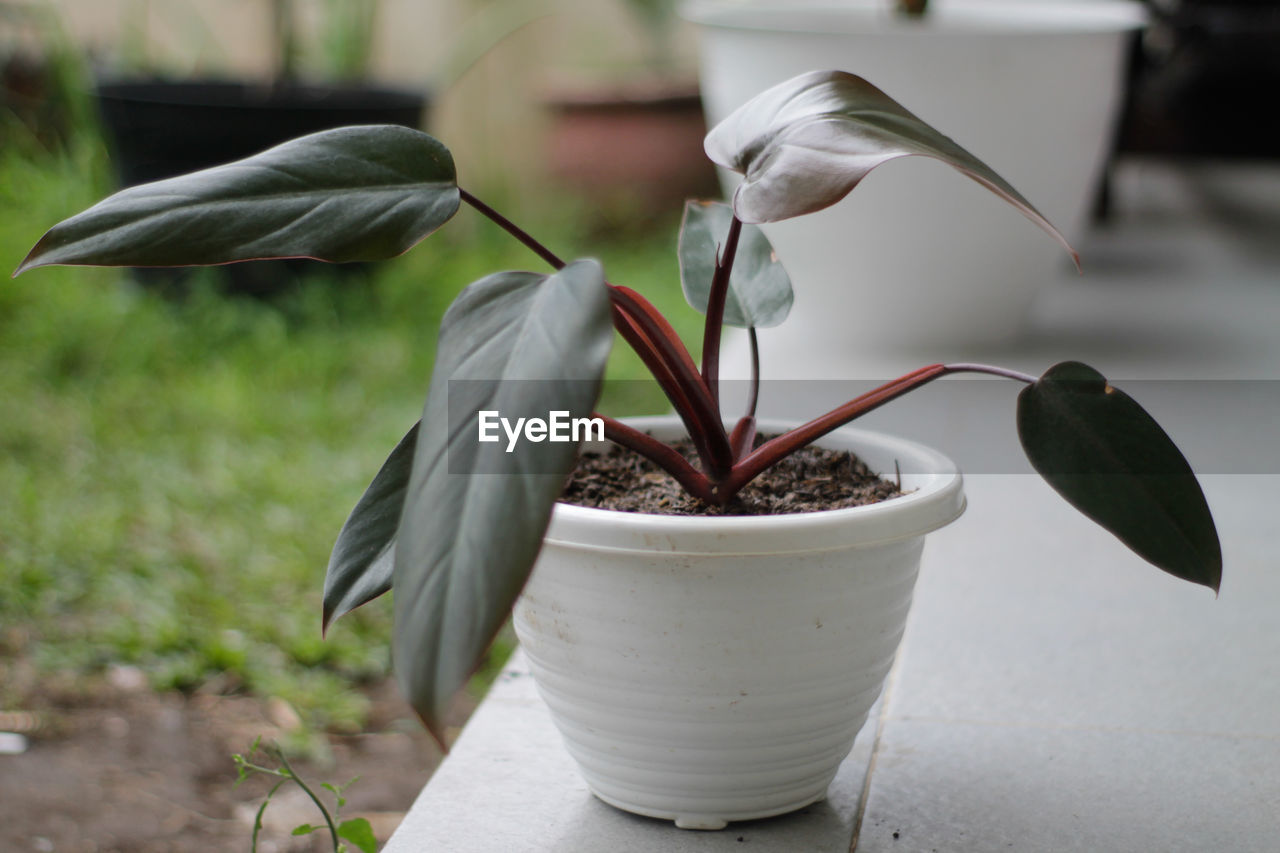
top-left (561, 437), bottom-right (902, 515)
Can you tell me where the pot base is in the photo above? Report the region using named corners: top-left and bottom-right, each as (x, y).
top-left (592, 786), bottom-right (832, 830)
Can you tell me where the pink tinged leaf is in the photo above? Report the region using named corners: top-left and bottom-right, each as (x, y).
top-left (703, 70), bottom-right (1077, 267)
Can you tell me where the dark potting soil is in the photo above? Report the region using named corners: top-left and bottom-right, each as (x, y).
top-left (560, 437), bottom-right (902, 516)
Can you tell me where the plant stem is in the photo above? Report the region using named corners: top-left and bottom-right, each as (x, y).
top-left (610, 304), bottom-right (719, 472)
top-left (275, 751), bottom-right (340, 851)
top-left (943, 362), bottom-right (1037, 384)
top-left (720, 361), bottom-right (1038, 499)
top-left (701, 215), bottom-right (743, 406)
top-left (729, 416), bottom-right (757, 462)
top-left (459, 188), bottom-right (567, 270)
top-left (457, 190), bottom-right (691, 395)
top-left (610, 286), bottom-right (734, 477)
top-left (252, 779), bottom-right (288, 853)
top-left (457, 187), bottom-right (734, 476)
top-left (597, 415), bottom-right (716, 503)
top-left (725, 364), bottom-right (950, 496)
top-left (609, 285), bottom-right (705, 386)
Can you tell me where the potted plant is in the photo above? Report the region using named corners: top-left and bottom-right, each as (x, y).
top-left (16, 70), bottom-right (1220, 830)
top-left (683, 0), bottom-right (1148, 364)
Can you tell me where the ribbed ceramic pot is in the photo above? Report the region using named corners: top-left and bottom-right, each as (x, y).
top-left (512, 418), bottom-right (965, 829)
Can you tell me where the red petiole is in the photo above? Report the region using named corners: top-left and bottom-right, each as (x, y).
top-left (701, 215), bottom-right (743, 406)
top-left (609, 302), bottom-right (722, 476)
top-left (595, 414), bottom-right (716, 503)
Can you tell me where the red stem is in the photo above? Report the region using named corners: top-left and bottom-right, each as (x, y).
top-left (718, 362), bottom-right (1038, 500)
top-left (596, 415), bottom-right (715, 503)
top-left (610, 305), bottom-right (720, 473)
top-left (459, 189), bottom-right (567, 270)
top-left (457, 186), bottom-right (738, 483)
top-left (729, 416), bottom-right (757, 462)
top-left (609, 285), bottom-right (734, 476)
top-left (609, 285), bottom-right (703, 384)
top-left (722, 364), bottom-right (950, 498)
top-left (701, 215), bottom-right (743, 406)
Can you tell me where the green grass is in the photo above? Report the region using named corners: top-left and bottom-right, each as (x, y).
top-left (0, 134), bottom-right (700, 734)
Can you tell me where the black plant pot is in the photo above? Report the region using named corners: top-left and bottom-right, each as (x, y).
top-left (94, 79), bottom-right (429, 296)
top-left (1116, 2), bottom-right (1280, 158)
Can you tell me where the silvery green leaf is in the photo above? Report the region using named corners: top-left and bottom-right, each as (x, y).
top-left (323, 422), bottom-right (418, 632)
top-left (703, 70), bottom-right (1074, 262)
top-left (17, 125), bottom-right (459, 273)
top-left (678, 200), bottom-right (792, 329)
top-left (393, 260), bottom-right (613, 742)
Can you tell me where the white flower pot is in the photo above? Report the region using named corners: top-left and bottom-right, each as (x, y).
top-left (683, 0), bottom-right (1146, 363)
top-left (513, 418), bottom-right (965, 829)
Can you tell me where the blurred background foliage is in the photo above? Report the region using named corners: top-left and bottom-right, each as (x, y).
top-left (0, 2), bottom-right (700, 737)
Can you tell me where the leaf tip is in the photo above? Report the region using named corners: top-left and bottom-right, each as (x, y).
top-left (12, 253), bottom-right (40, 278)
top-left (422, 714), bottom-right (451, 754)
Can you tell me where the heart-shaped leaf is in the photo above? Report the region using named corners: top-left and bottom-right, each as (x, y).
top-left (1017, 361), bottom-right (1221, 591)
top-left (393, 260), bottom-right (613, 742)
top-left (15, 125), bottom-right (460, 274)
top-left (322, 421), bottom-right (418, 633)
top-left (678, 200), bottom-right (792, 329)
top-left (703, 70), bottom-right (1075, 264)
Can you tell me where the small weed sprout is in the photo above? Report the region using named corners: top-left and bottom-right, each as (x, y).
top-left (232, 737), bottom-right (377, 853)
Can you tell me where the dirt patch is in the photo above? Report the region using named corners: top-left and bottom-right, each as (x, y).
top-left (0, 665), bottom-right (470, 853)
top-left (561, 437), bottom-right (902, 515)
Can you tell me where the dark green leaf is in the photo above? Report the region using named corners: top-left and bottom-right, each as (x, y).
top-left (16, 125), bottom-right (460, 274)
top-left (1017, 361), bottom-right (1221, 591)
top-left (291, 824), bottom-right (317, 836)
top-left (393, 260), bottom-right (613, 742)
top-left (703, 70), bottom-right (1075, 263)
top-left (323, 422), bottom-right (418, 633)
top-left (337, 817), bottom-right (378, 853)
top-left (678, 201), bottom-right (792, 329)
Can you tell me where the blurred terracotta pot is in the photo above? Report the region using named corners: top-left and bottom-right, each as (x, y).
top-left (544, 81), bottom-right (720, 218)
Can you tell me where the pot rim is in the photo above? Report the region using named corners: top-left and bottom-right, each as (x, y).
top-left (545, 416), bottom-right (965, 555)
top-left (681, 0), bottom-right (1148, 37)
